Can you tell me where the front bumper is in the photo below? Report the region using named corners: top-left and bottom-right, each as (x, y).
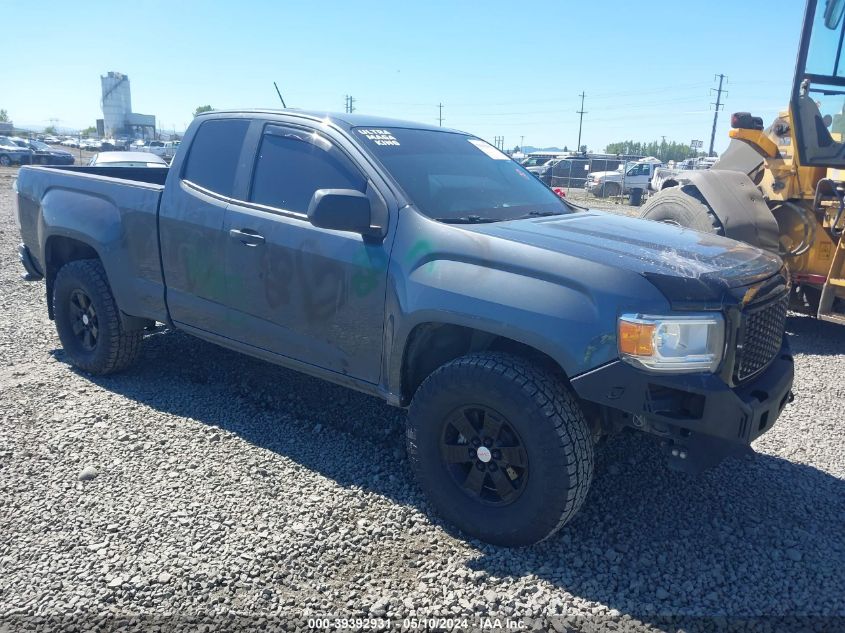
top-left (585, 181), bottom-right (607, 193)
top-left (571, 337), bottom-right (794, 473)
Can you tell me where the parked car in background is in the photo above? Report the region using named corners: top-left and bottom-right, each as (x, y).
top-left (145, 140), bottom-right (167, 158)
top-left (80, 139), bottom-right (102, 152)
top-left (61, 138), bottom-right (79, 148)
top-left (13, 139), bottom-right (74, 165)
top-left (0, 136), bottom-right (33, 166)
top-left (539, 155), bottom-right (634, 188)
top-left (161, 140), bottom-right (181, 161)
top-left (88, 151), bottom-right (168, 168)
top-left (650, 156), bottom-right (719, 192)
top-left (44, 135), bottom-right (62, 144)
top-left (585, 157), bottom-right (663, 197)
top-left (520, 153), bottom-right (565, 174)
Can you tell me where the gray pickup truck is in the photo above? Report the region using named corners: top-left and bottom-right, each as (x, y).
top-left (15, 110), bottom-right (794, 546)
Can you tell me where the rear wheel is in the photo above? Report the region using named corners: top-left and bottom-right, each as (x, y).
top-left (53, 259), bottom-right (142, 374)
top-left (0, 155), bottom-right (11, 167)
top-left (406, 352), bottom-right (594, 546)
top-left (639, 186), bottom-right (724, 234)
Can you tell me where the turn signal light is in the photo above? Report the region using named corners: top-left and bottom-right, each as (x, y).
top-left (618, 320), bottom-right (656, 356)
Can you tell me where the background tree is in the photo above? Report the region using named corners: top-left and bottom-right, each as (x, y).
top-left (604, 139), bottom-right (707, 162)
top-left (193, 105), bottom-right (213, 117)
top-left (0, 109), bottom-right (8, 122)
top-left (80, 126), bottom-right (97, 137)
top-left (44, 125), bottom-right (57, 135)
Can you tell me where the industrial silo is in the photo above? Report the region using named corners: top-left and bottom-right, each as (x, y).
top-left (100, 72), bottom-right (131, 137)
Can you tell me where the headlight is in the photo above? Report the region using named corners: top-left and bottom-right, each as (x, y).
top-left (618, 313), bottom-right (725, 373)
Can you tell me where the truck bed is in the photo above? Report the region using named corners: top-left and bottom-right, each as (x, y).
top-left (15, 164), bottom-right (169, 324)
top-left (32, 164), bottom-right (169, 186)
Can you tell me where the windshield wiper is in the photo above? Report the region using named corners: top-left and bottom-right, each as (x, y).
top-left (511, 210), bottom-right (566, 220)
top-left (435, 215), bottom-right (502, 224)
top-left (436, 210), bottom-right (566, 224)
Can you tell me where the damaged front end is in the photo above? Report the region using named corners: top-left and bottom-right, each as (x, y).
top-left (571, 269), bottom-right (794, 473)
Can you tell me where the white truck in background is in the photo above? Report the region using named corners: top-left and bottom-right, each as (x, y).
top-left (585, 157), bottom-right (663, 197)
top-left (650, 156), bottom-right (718, 192)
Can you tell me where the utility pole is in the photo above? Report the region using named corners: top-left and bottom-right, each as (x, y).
top-left (660, 135), bottom-right (666, 161)
top-left (438, 103), bottom-right (444, 126)
top-left (345, 95), bottom-right (356, 113)
top-left (576, 91), bottom-right (587, 152)
top-left (709, 74), bottom-right (727, 157)
top-left (520, 135), bottom-right (525, 151)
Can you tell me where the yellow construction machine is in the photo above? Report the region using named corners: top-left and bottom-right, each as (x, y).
top-left (640, 0), bottom-right (845, 324)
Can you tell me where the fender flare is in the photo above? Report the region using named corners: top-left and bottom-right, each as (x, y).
top-left (674, 169), bottom-right (779, 253)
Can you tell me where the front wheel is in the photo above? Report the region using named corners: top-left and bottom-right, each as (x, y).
top-left (0, 155), bottom-right (11, 167)
top-left (406, 353), bottom-right (594, 546)
top-left (53, 259), bottom-right (142, 374)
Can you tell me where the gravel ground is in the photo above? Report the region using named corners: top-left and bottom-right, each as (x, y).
top-left (0, 165), bottom-right (843, 632)
top-left (560, 187), bottom-right (641, 216)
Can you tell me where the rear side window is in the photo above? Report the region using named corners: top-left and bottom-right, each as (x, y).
top-left (183, 119), bottom-right (250, 197)
top-left (249, 130), bottom-right (365, 212)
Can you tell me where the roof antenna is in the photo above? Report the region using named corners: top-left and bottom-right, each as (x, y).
top-left (273, 82), bottom-right (287, 108)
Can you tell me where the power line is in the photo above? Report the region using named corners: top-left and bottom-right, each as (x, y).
top-left (709, 74), bottom-right (727, 157)
top-left (576, 91), bottom-right (586, 151)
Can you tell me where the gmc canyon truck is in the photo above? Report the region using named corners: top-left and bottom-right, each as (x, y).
top-left (15, 110), bottom-right (794, 546)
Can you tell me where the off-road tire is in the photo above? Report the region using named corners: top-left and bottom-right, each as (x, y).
top-left (406, 352), bottom-right (594, 546)
top-left (53, 259), bottom-right (142, 374)
top-left (639, 185), bottom-right (724, 234)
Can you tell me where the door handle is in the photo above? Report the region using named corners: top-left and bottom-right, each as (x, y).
top-left (229, 228), bottom-right (265, 246)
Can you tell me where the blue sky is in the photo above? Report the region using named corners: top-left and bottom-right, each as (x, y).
top-left (4, 0), bottom-right (804, 153)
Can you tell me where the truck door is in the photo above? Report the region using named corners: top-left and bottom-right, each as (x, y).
top-left (221, 123), bottom-right (390, 384)
top-left (159, 118), bottom-right (251, 333)
top-left (625, 163), bottom-right (649, 190)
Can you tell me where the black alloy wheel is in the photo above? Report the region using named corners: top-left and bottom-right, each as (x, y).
top-left (68, 288), bottom-right (99, 351)
top-left (439, 405), bottom-right (528, 506)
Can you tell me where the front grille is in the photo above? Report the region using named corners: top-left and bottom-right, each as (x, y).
top-left (734, 292), bottom-right (788, 382)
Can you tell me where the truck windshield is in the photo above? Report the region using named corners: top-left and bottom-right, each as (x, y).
top-left (354, 127), bottom-right (569, 222)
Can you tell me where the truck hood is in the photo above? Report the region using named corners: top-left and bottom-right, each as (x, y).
top-left (465, 210), bottom-right (782, 294)
top-left (589, 170), bottom-right (620, 180)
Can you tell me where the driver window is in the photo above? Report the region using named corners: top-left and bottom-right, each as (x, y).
top-left (249, 130), bottom-right (366, 213)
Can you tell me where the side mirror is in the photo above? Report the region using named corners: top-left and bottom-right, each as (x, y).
top-left (307, 189), bottom-right (373, 235)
